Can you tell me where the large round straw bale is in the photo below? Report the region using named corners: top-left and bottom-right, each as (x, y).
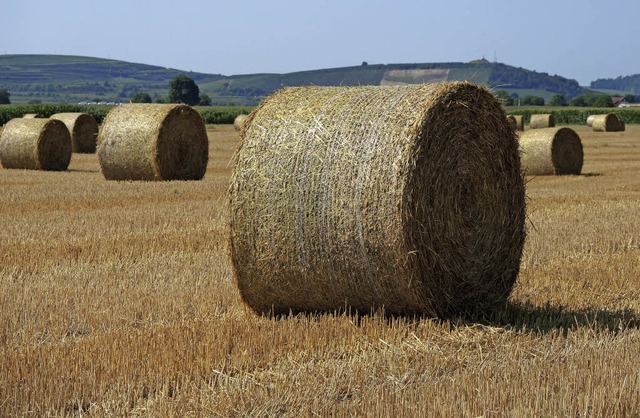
top-left (591, 113), bottom-right (624, 132)
top-left (50, 112), bottom-right (99, 153)
top-left (23, 113), bottom-right (43, 118)
top-left (508, 115), bottom-right (524, 131)
top-left (0, 118), bottom-right (71, 171)
top-left (529, 113), bottom-right (555, 129)
top-left (97, 104), bottom-right (208, 181)
top-left (233, 114), bottom-right (248, 131)
top-left (586, 115), bottom-right (596, 127)
top-left (519, 127), bottom-right (583, 175)
top-left (230, 82), bottom-right (526, 317)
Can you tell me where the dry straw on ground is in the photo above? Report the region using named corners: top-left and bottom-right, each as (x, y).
top-left (97, 104), bottom-right (208, 181)
top-left (529, 113), bottom-right (555, 129)
top-left (233, 114), bottom-right (248, 131)
top-left (591, 113), bottom-right (625, 132)
top-left (0, 118), bottom-right (71, 171)
top-left (22, 113), bottom-right (42, 118)
top-left (229, 82), bottom-right (526, 317)
top-left (519, 127), bottom-right (583, 175)
top-left (508, 115), bottom-right (524, 131)
top-left (50, 113), bottom-right (99, 153)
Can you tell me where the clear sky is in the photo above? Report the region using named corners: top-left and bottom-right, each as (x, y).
top-left (2, 0), bottom-right (638, 86)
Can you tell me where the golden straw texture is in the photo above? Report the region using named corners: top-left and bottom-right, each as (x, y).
top-left (591, 113), bottom-right (625, 132)
top-left (50, 113), bottom-right (99, 153)
top-left (0, 118), bottom-right (71, 171)
top-left (230, 82), bottom-right (526, 317)
top-left (529, 114), bottom-right (555, 129)
top-left (233, 114), bottom-right (248, 131)
top-left (97, 104), bottom-right (208, 181)
top-left (586, 115), bottom-right (595, 127)
top-left (508, 115), bottom-right (524, 131)
top-left (519, 127), bottom-right (583, 175)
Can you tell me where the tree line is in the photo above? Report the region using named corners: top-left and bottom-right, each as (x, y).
top-left (494, 90), bottom-right (637, 107)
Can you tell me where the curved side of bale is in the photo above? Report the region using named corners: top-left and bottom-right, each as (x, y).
top-left (97, 104), bottom-right (208, 181)
top-left (50, 113), bottom-right (99, 153)
top-left (586, 115), bottom-right (596, 127)
top-left (0, 118), bottom-right (71, 171)
top-left (230, 82), bottom-right (526, 317)
top-left (23, 113), bottom-right (43, 119)
top-left (519, 127), bottom-right (583, 175)
top-left (508, 115), bottom-right (524, 131)
top-left (592, 113), bottom-right (624, 132)
top-left (233, 114), bottom-right (248, 131)
top-left (530, 113), bottom-right (555, 129)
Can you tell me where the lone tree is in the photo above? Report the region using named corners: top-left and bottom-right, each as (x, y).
top-left (549, 94), bottom-right (567, 106)
top-left (131, 92), bottom-right (152, 103)
top-left (168, 75), bottom-right (200, 105)
top-left (0, 89), bottom-right (11, 104)
top-left (494, 90), bottom-right (514, 106)
top-left (199, 93), bottom-right (212, 106)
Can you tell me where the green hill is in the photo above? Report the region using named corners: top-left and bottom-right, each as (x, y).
top-left (0, 54), bottom-right (589, 105)
top-left (591, 75), bottom-right (640, 94)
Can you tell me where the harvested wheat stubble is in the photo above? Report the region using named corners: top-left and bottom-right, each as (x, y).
top-left (230, 82), bottom-right (526, 317)
top-left (233, 114), bottom-right (248, 131)
top-left (0, 118), bottom-right (71, 171)
top-left (508, 115), bottom-right (524, 131)
top-left (22, 113), bottom-right (42, 118)
top-left (591, 113), bottom-right (625, 132)
top-left (50, 112), bottom-right (99, 153)
top-left (97, 104), bottom-right (208, 181)
top-left (519, 127), bottom-right (583, 175)
top-left (529, 113), bottom-right (555, 129)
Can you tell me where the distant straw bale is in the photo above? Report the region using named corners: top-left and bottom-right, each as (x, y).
top-left (230, 82), bottom-right (526, 317)
top-left (233, 114), bottom-right (248, 131)
top-left (508, 115), bottom-right (524, 131)
top-left (529, 113), bottom-right (555, 129)
top-left (586, 115), bottom-right (595, 127)
top-left (23, 113), bottom-right (42, 119)
top-left (0, 118), bottom-right (71, 171)
top-left (97, 104), bottom-right (208, 181)
top-left (50, 113), bottom-right (99, 153)
top-left (519, 127), bottom-right (583, 175)
top-left (591, 113), bottom-right (625, 132)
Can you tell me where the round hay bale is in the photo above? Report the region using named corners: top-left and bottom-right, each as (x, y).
top-left (50, 112), bottom-right (99, 153)
top-left (0, 118), bottom-right (71, 171)
top-left (591, 113), bottom-right (624, 132)
top-left (23, 113), bottom-right (43, 119)
top-left (586, 115), bottom-right (596, 127)
top-left (508, 114), bottom-right (524, 131)
top-left (233, 114), bottom-right (248, 131)
top-left (97, 104), bottom-right (208, 181)
top-left (519, 127), bottom-right (583, 175)
top-left (529, 113), bottom-right (555, 129)
top-left (230, 82), bottom-right (526, 317)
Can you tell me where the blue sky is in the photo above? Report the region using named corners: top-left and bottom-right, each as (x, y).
top-left (2, 0), bottom-right (638, 86)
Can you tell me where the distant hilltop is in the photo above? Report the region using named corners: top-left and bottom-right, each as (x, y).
top-left (0, 54), bottom-right (610, 105)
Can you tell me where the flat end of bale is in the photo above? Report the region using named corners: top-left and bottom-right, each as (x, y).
top-left (50, 113), bottom-right (99, 153)
top-left (0, 118), bottom-right (71, 171)
top-left (97, 104), bottom-right (208, 181)
top-left (230, 82), bottom-right (526, 317)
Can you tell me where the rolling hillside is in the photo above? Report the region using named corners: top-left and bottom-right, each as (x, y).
top-left (0, 55), bottom-right (589, 105)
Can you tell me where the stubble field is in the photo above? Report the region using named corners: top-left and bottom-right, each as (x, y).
top-left (1, 124), bottom-right (639, 416)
